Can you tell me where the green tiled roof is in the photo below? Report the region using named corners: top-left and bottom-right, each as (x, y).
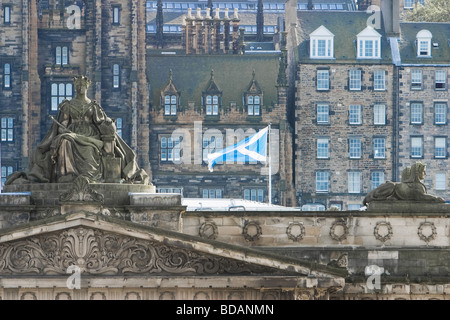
top-left (296, 11), bottom-right (392, 63)
top-left (147, 53), bottom-right (280, 108)
top-left (398, 22), bottom-right (450, 65)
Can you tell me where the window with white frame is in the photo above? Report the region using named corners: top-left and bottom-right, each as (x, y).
top-left (205, 95), bottom-right (219, 115)
top-left (373, 137), bottom-right (386, 159)
top-left (411, 69), bottom-right (422, 90)
top-left (50, 82), bottom-right (73, 111)
top-left (202, 135), bottom-right (223, 162)
top-left (1, 117), bottom-right (13, 142)
top-left (410, 102), bottom-right (423, 124)
top-left (317, 104), bottom-right (329, 124)
top-left (3, 63), bottom-right (11, 89)
top-left (349, 137), bottom-right (361, 159)
top-left (435, 173), bottom-right (446, 191)
top-left (371, 171), bottom-right (385, 190)
top-left (310, 25), bottom-right (334, 59)
top-left (435, 137), bottom-right (447, 158)
top-left (3, 5), bottom-right (10, 24)
top-left (349, 70), bottom-right (362, 90)
top-left (55, 46), bottom-right (69, 66)
top-left (317, 138), bottom-right (329, 159)
top-left (348, 171), bottom-right (361, 193)
top-left (349, 105), bottom-right (362, 124)
top-left (435, 103), bottom-right (447, 125)
top-left (113, 64), bottom-right (120, 88)
top-left (164, 95), bottom-right (177, 115)
top-left (160, 136), bottom-right (182, 162)
top-left (374, 70), bottom-right (386, 90)
top-left (317, 69), bottom-right (329, 90)
top-left (411, 136), bottom-right (423, 158)
top-left (435, 70), bottom-right (446, 90)
top-left (203, 189), bottom-right (223, 199)
top-left (157, 187), bottom-right (183, 195)
top-left (244, 189), bottom-right (264, 202)
top-left (357, 27), bottom-right (381, 59)
top-left (416, 30), bottom-right (432, 57)
top-left (316, 171), bottom-right (329, 192)
top-left (404, 0), bottom-right (414, 8)
top-left (1, 165), bottom-right (13, 188)
top-left (247, 95), bottom-right (261, 116)
top-left (374, 104), bottom-right (386, 125)
top-left (116, 117), bottom-right (122, 138)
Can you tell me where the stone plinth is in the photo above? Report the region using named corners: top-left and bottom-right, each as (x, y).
top-left (0, 192), bottom-right (32, 228)
top-left (366, 201), bottom-right (450, 213)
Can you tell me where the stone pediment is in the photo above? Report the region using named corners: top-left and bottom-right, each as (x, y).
top-left (0, 213), bottom-right (347, 279)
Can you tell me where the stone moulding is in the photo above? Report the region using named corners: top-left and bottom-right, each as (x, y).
top-left (417, 221), bottom-right (437, 243)
top-left (0, 226), bottom-right (279, 276)
top-left (374, 221), bottom-right (393, 242)
top-left (242, 221), bottom-right (262, 242)
top-left (286, 222), bottom-right (305, 242)
top-left (198, 221), bottom-right (218, 240)
top-left (329, 220), bottom-right (348, 242)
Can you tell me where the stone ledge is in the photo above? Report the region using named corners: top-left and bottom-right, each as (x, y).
top-left (366, 201), bottom-right (450, 213)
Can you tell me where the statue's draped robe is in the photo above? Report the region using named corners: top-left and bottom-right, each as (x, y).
top-left (25, 100), bottom-right (148, 183)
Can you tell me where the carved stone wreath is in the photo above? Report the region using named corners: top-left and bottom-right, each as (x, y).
top-left (329, 220), bottom-right (348, 242)
top-left (374, 221), bottom-right (393, 242)
top-left (0, 227), bottom-right (277, 276)
top-left (417, 221), bottom-right (437, 243)
top-left (286, 222), bottom-right (305, 242)
top-left (199, 221), bottom-right (218, 240)
top-left (242, 221), bottom-right (262, 242)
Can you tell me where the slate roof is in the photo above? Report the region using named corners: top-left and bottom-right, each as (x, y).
top-left (398, 22), bottom-right (450, 65)
top-left (147, 53), bottom-right (280, 108)
top-left (296, 11), bottom-right (392, 64)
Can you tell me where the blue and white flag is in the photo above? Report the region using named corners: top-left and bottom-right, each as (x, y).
top-left (207, 126), bottom-right (269, 172)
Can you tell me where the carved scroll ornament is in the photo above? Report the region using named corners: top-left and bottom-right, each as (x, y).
top-left (0, 227), bottom-right (274, 276)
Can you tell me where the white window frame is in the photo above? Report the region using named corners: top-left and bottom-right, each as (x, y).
top-left (373, 137), bottom-right (386, 159)
top-left (434, 103), bottom-right (447, 125)
top-left (316, 171), bottom-right (329, 193)
top-left (310, 26), bottom-right (334, 59)
top-left (317, 70), bottom-right (329, 90)
top-left (374, 70), bottom-right (386, 91)
top-left (1, 165), bottom-right (13, 188)
top-left (3, 5), bottom-right (11, 24)
top-left (317, 138), bottom-right (329, 159)
top-left (435, 70), bottom-right (446, 90)
top-left (371, 171), bottom-right (385, 190)
top-left (416, 30), bottom-right (432, 57)
top-left (349, 70), bottom-right (362, 91)
top-left (349, 137), bottom-right (361, 159)
top-left (116, 117), bottom-right (123, 138)
top-left (203, 189), bottom-right (223, 199)
top-left (244, 188), bottom-right (264, 202)
top-left (348, 172), bottom-right (361, 194)
top-left (349, 105), bottom-right (362, 125)
top-left (411, 69), bottom-right (422, 90)
top-left (411, 136), bottom-right (423, 158)
top-left (164, 95), bottom-right (177, 116)
top-left (317, 104), bottom-right (329, 124)
top-left (357, 27), bottom-right (381, 59)
top-left (160, 136), bottom-right (182, 162)
top-left (55, 46), bottom-right (69, 66)
top-left (206, 95), bottom-right (219, 115)
top-left (247, 95), bottom-right (261, 116)
top-left (3, 63), bottom-right (11, 89)
top-left (113, 64), bottom-right (120, 89)
top-left (112, 6), bottom-right (120, 24)
top-left (374, 104), bottom-right (386, 125)
top-left (202, 134), bottom-right (223, 162)
top-left (410, 102), bottom-right (423, 124)
top-left (434, 137), bottom-right (447, 158)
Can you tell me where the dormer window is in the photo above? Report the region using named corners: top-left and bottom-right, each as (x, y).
top-left (244, 70), bottom-right (263, 116)
top-left (310, 25), bottom-right (334, 59)
top-left (202, 70), bottom-right (222, 117)
top-left (357, 26), bottom-right (381, 59)
top-left (416, 29), bottom-right (432, 57)
top-left (161, 69), bottom-right (179, 116)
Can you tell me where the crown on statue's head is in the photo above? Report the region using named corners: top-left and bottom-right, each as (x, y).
top-left (72, 75), bottom-right (92, 87)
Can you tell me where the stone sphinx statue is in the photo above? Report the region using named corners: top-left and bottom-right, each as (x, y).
top-left (363, 162), bottom-right (445, 206)
top-left (6, 75), bottom-right (149, 185)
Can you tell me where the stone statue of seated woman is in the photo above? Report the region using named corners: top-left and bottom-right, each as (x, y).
top-left (6, 75), bottom-right (149, 185)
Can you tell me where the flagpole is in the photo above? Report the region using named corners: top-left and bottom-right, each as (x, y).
top-left (268, 123), bottom-right (272, 205)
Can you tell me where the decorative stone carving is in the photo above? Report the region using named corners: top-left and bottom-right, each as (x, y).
top-left (59, 176), bottom-right (104, 203)
top-left (199, 221), bottom-right (218, 240)
top-left (363, 162), bottom-right (445, 206)
top-left (159, 292), bottom-right (175, 300)
top-left (0, 227), bottom-right (278, 276)
top-left (125, 292), bottom-right (141, 300)
top-left (286, 222), bottom-right (305, 242)
top-left (374, 221), bottom-right (393, 242)
top-left (329, 220), bottom-right (348, 242)
top-left (242, 221), bottom-right (262, 242)
top-left (418, 222), bottom-right (437, 243)
top-left (194, 291), bottom-right (210, 300)
top-left (327, 253), bottom-right (348, 269)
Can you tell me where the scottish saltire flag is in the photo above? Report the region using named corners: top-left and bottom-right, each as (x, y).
top-left (207, 126), bottom-right (269, 172)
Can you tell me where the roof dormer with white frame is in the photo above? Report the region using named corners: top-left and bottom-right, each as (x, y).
top-left (310, 25), bottom-right (335, 59)
top-left (416, 29), bottom-right (432, 58)
top-left (356, 26), bottom-right (382, 59)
